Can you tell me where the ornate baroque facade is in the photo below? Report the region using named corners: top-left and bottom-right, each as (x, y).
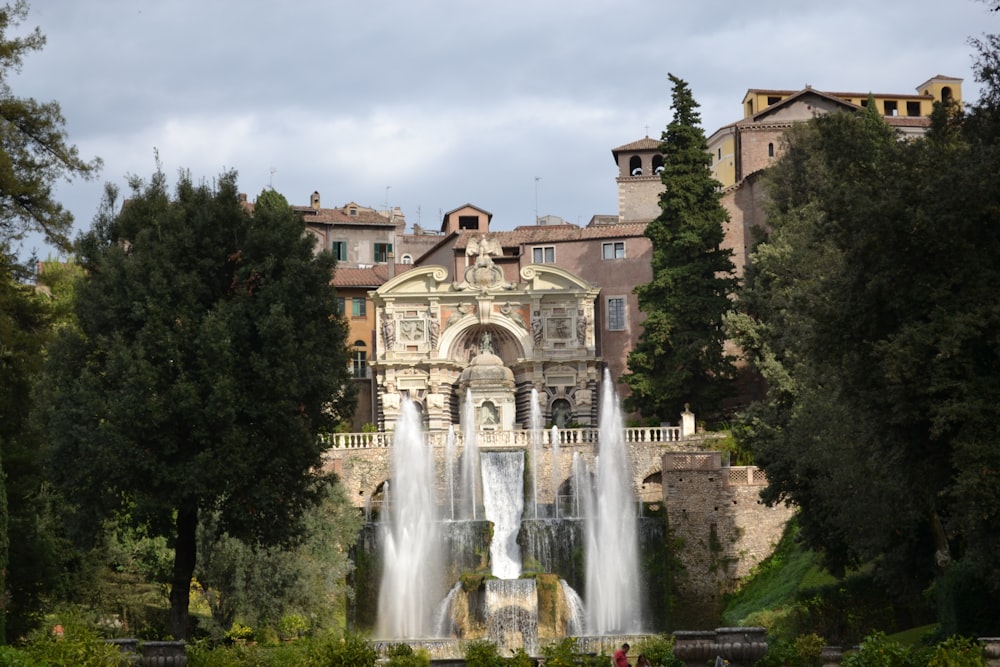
top-left (372, 245), bottom-right (600, 432)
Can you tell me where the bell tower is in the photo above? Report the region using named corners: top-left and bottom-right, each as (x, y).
top-left (612, 136), bottom-right (665, 223)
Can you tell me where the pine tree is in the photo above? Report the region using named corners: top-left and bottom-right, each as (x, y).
top-left (622, 74), bottom-right (737, 421)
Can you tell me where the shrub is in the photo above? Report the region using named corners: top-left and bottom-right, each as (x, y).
top-left (465, 639), bottom-right (505, 667)
top-left (841, 632), bottom-right (910, 667)
top-left (386, 642), bottom-right (431, 667)
top-left (635, 634), bottom-right (683, 667)
top-left (304, 631), bottom-right (378, 667)
top-left (924, 636), bottom-right (985, 667)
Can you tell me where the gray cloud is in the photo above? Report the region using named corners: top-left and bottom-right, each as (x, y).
top-left (10, 0), bottom-right (993, 259)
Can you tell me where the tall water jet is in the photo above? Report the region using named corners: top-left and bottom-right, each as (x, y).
top-left (377, 399), bottom-right (443, 638)
top-left (461, 388), bottom-right (480, 520)
top-left (584, 369), bottom-right (642, 634)
top-left (530, 389), bottom-right (543, 518)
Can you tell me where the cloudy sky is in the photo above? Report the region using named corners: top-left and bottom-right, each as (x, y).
top-left (12, 0), bottom-right (996, 259)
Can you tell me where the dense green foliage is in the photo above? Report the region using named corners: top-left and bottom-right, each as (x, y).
top-left (0, 0), bottom-right (99, 643)
top-left (0, 253), bottom-right (77, 642)
top-left (38, 169), bottom-right (356, 638)
top-left (729, 39), bottom-right (1000, 635)
top-left (623, 74), bottom-right (738, 421)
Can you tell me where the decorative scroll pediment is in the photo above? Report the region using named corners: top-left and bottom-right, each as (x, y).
top-left (377, 266), bottom-right (450, 295)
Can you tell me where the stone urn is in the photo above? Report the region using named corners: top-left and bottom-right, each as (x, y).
top-left (980, 638), bottom-right (1000, 667)
top-left (140, 640), bottom-right (188, 667)
top-left (716, 627), bottom-right (768, 667)
top-left (820, 646), bottom-right (844, 667)
top-left (673, 631), bottom-right (719, 667)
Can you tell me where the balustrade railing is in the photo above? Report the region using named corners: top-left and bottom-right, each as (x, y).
top-left (320, 425), bottom-right (684, 450)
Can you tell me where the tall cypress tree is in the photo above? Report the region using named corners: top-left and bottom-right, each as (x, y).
top-left (622, 74), bottom-right (737, 421)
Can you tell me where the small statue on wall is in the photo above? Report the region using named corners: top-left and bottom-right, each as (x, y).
top-left (574, 377), bottom-right (592, 406)
top-left (576, 311), bottom-right (588, 345)
top-left (382, 381), bottom-right (400, 409)
top-left (427, 309), bottom-right (440, 349)
top-left (531, 313), bottom-right (543, 346)
top-left (381, 312), bottom-right (395, 350)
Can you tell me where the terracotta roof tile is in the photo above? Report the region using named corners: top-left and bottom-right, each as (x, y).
top-left (612, 137), bottom-right (662, 153)
top-left (332, 265), bottom-right (388, 288)
top-left (452, 223), bottom-right (648, 251)
top-left (295, 206), bottom-right (399, 226)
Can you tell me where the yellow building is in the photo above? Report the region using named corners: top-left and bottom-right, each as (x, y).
top-left (703, 75), bottom-right (962, 274)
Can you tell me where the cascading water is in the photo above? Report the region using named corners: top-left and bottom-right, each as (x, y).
top-left (461, 388), bottom-right (480, 520)
top-left (377, 399), bottom-right (443, 638)
top-left (582, 369), bottom-right (642, 634)
top-left (560, 580), bottom-right (586, 636)
top-left (550, 425), bottom-right (561, 518)
top-left (445, 425), bottom-right (457, 520)
top-left (481, 451), bottom-right (525, 579)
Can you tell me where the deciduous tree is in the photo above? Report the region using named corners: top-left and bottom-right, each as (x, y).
top-left (40, 169), bottom-right (355, 639)
top-left (729, 42), bottom-right (1000, 634)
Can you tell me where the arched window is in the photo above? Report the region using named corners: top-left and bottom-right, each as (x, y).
top-left (629, 155), bottom-right (643, 176)
top-left (768, 143), bottom-right (774, 158)
top-left (352, 340), bottom-right (367, 378)
top-left (401, 254), bottom-right (413, 264)
top-left (652, 154), bottom-right (665, 175)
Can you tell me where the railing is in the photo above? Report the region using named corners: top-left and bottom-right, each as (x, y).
top-left (726, 466), bottom-right (768, 486)
top-left (320, 425), bottom-right (684, 449)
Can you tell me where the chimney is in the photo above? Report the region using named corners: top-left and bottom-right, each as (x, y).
top-left (310, 191), bottom-right (321, 210)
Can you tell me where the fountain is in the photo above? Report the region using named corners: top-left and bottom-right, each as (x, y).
top-left (365, 364), bottom-right (657, 655)
top-left (584, 368), bottom-right (643, 633)
top-left (378, 399), bottom-right (445, 639)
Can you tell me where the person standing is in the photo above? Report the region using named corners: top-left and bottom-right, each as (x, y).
top-left (614, 643), bottom-right (630, 667)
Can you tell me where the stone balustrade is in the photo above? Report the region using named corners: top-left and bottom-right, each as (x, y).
top-left (320, 425), bottom-right (683, 450)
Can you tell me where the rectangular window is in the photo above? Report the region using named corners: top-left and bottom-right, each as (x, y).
top-left (336, 296), bottom-right (345, 315)
top-left (352, 350), bottom-right (367, 378)
top-left (331, 240), bottom-right (347, 261)
top-left (532, 246), bottom-right (555, 263)
top-left (374, 243), bottom-right (393, 263)
top-left (352, 297), bottom-right (366, 317)
top-left (884, 100), bottom-right (898, 116)
top-left (602, 241), bottom-right (625, 260)
top-left (607, 297), bottom-right (626, 331)
top-left (906, 101), bottom-right (921, 116)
